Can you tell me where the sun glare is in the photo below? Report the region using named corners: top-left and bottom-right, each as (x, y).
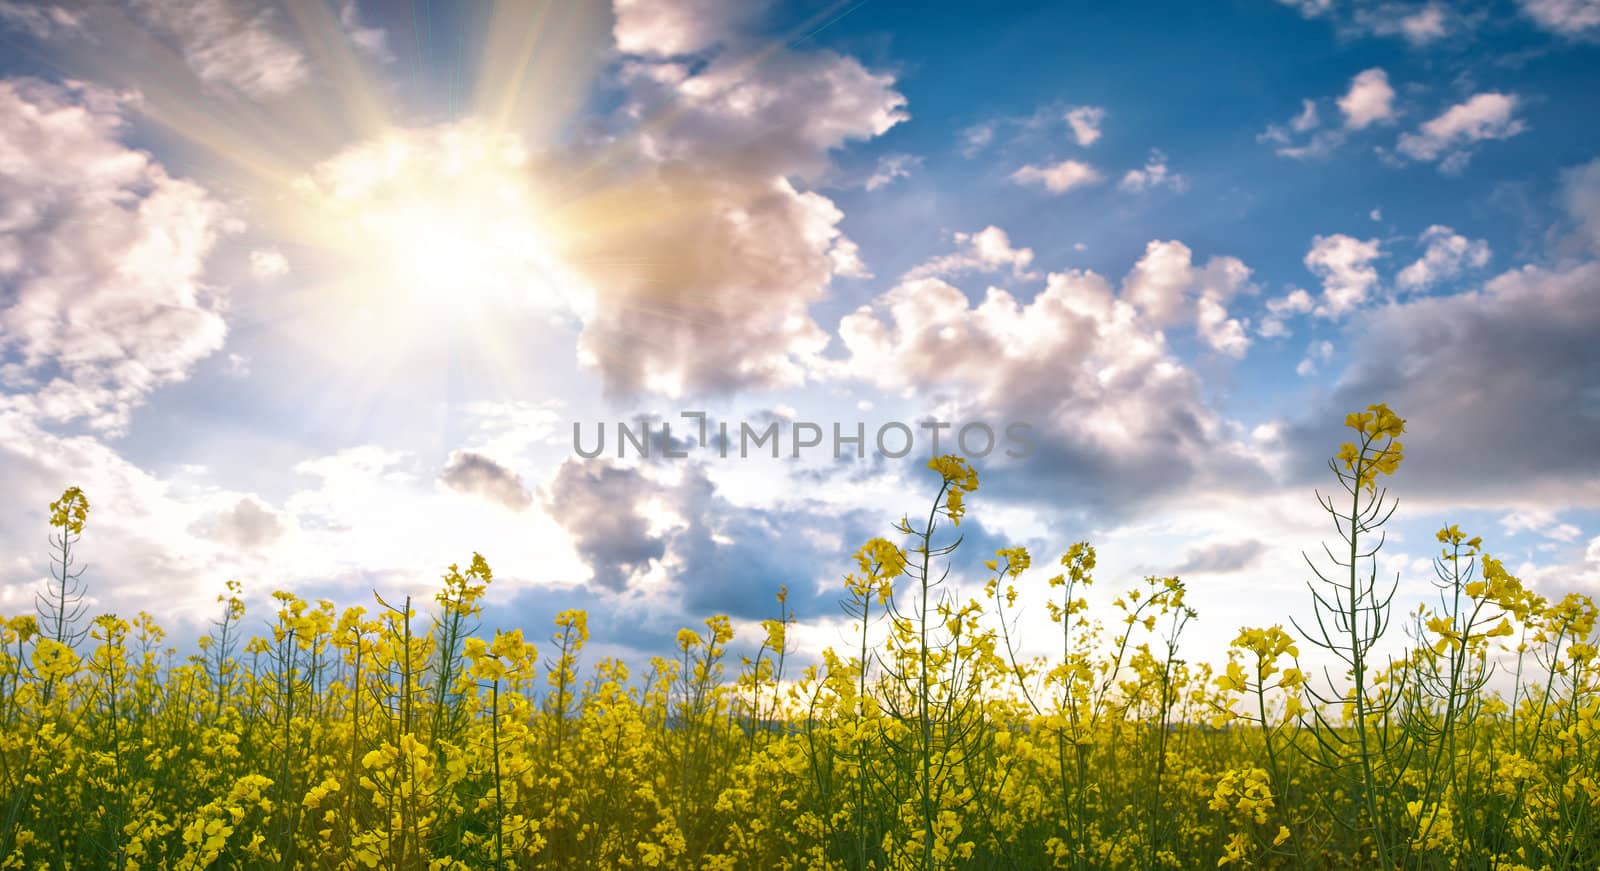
top-left (291, 124), bottom-right (587, 329)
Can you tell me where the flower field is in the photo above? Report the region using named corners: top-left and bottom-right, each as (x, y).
top-left (2, 405), bottom-right (1597, 870)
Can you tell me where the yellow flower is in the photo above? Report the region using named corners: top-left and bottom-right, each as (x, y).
top-left (995, 546), bottom-right (1030, 577)
top-left (31, 638), bottom-right (80, 681)
top-left (49, 486), bottom-right (90, 534)
top-left (927, 454), bottom-right (979, 524)
top-left (7, 614), bottom-right (38, 642)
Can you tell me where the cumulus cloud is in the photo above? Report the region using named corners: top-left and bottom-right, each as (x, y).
top-left (1339, 68), bottom-right (1397, 129)
top-left (560, 16), bottom-right (906, 397)
top-left (1518, 0), bottom-right (1600, 37)
top-left (1395, 225), bottom-right (1490, 291)
top-left (1121, 240), bottom-right (1253, 357)
top-left (1010, 159), bottom-right (1103, 194)
top-left (439, 451), bottom-right (533, 511)
top-left (1396, 93), bottom-right (1526, 172)
top-left (1065, 106), bottom-right (1106, 146)
top-left (0, 79), bottom-right (231, 434)
top-left (1119, 150), bottom-right (1187, 193)
top-left (836, 241), bottom-right (1268, 515)
top-left (1304, 234), bottom-right (1382, 316)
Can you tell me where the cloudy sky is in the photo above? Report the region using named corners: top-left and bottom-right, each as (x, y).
top-left (0, 0), bottom-right (1596, 664)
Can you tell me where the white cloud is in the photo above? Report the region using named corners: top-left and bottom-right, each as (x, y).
top-left (1305, 234), bottom-right (1382, 316)
top-left (1394, 3), bottom-right (1452, 43)
top-left (1518, 0), bottom-right (1600, 37)
top-left (1291, 99), bottom-right (1321, 133)
top-left (835, 251), bottom-right (1267, 514)
top-left (1260, 288), bottom-right (1315, 337)
top-left (903, 226), bottom-right (1036, 281)
top-left (0, 79), bottom-right (232, 434)
top-left (1396, 92), bottom-right (1526, 170)
top-left (1352, 3), bottom-right (1467, 46)
top-left (1258, 115), bottom-right (1346, 160)
top-left (1277, 0), bottom-right (1334, 16)
top-left (1395, 225), bottom-right (1490, 290)
top-left (612, 0), bottom-right (759, 56)
top-left (961, 122), bottom-right (995, 157)
top-left (863, 153), bottom-right (921, 191)
top-left (1501, 509), bottom-right (1583, 542)
top-left (1121, 240), bottom-right (1253, 355)
top-left (1197, 296), bottom-right (1252, 358)
top-left (1119, 149), bottom-right (1187, 193)
top-left (1339, 68), bottom-right (1397, 129)
top-left (829, 236), bottom-right (872, 279)
top-left (1011, 158), bottom-right (1103, 194)
top-left (1065, 105), bottom-right (1106, 146)
top-left (1122, 241), bottom-right (1194, 325)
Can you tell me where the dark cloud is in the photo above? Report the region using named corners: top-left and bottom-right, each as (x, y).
top-left (544, 454), bottom-right (1032, 623)
top-left (1281, 260), bottom-right (1600, 502)
top-left (438, 451), bottom-right (532, 511)
top-left (544, 460), bottom-right (669, 591)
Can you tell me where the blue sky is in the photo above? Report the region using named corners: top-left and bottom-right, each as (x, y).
top-left (0, 0), bottom-right (1596, 666)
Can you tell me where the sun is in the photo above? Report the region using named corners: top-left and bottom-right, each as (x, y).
top-left (288, 123), bottom-right (588, 331)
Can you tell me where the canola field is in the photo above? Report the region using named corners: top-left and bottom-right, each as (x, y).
top-left (1, 405), bottom-right (1596, 870)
